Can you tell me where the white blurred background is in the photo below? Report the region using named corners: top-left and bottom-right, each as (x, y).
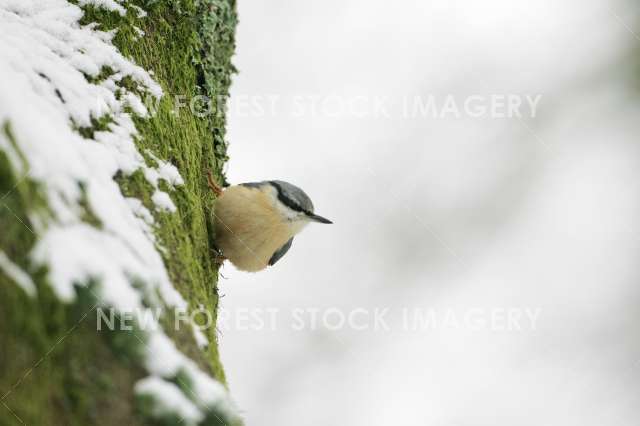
top-left (219, 1), bottom-right (640, 424)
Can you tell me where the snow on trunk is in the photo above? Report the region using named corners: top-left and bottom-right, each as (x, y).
top-left (0, 0), bottom-right (236, 423)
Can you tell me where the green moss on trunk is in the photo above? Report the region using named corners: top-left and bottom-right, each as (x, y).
top-left (0, 1), bottom-right (238, 424)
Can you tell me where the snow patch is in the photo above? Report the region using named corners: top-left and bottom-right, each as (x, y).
top-left (193, 325), bottom-right (209, 349)
top-left (131, 4), bottom-right (146, 18)
top-left (146, 151), bottom-right (185, 187)
top-left (152, 190), bottom-right (177, 212)
top-left (145, 332), bottom-right (233, 412)
top-left (135, 376), bottom-right (204, 425)
top-left (0, 250), bottom-right (36, 296)
top-left (126, 197), bottom-right (156, 240)
top-left (77, 0), bottom-right (126, 16)
top-left (133, 26), bottom-right (145, 39)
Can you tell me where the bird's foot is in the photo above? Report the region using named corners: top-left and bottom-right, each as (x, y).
top-left (206, 170), bottom-right (223, 197)
top-left (210, 246), bottom-right (226, 266)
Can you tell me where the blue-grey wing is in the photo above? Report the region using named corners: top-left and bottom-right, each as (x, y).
top-left (269, 238), bottom-right (293, 266)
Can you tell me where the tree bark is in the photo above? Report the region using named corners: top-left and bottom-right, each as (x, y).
top-left (0, 1), bottom-right (238, 424)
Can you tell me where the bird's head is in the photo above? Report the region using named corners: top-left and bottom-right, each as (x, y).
top-left (269, 180), bottom-right (332, 225)
top-left (242, 180), bottom-right (332, 225)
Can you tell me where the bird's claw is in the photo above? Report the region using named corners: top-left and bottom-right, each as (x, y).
top-left (206, 170), bottom-right (223, 197)
top-left (210, 246), bottom-right (226, 266)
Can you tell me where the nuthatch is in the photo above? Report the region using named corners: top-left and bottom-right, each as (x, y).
top-left (207, 172), bottom-right (332, 272)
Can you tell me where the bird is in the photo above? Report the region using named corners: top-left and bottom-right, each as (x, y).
top-left (207, 172), bottom-right (332, 272)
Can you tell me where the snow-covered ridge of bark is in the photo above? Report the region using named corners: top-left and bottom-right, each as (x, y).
top-left (0, 0), bottom-right (234, 422)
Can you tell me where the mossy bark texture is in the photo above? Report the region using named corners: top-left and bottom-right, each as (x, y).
top-left (0, 1), bottom-right (238, 425)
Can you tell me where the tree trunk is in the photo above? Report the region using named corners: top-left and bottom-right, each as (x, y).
top-left (0, 1), bottom-right (239, 424)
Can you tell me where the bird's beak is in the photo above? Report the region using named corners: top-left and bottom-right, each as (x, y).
top-left (307, 213), bottom-right (333, 224)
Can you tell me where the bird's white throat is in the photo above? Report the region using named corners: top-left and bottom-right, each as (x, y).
top-left (264, 185), bottom-right (310, 232)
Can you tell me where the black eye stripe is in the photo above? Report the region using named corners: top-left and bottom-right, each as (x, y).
top-left (269, 181), bottom-right (304, 213)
